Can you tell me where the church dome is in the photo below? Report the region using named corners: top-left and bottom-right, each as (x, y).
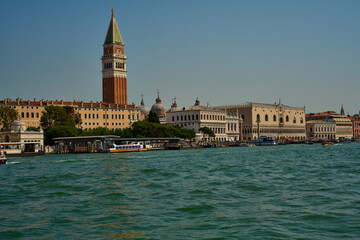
top-left (11, 119), bottom-right (26, 132)
top-left (138, 95), bottom-right (150, 117)
top-left (168, 98), bottom-right (180, 112)
top-left (151, 92), bottom-right (167, 118)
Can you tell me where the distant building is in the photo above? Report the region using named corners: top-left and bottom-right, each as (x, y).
top-left (215, 102), bottom-right (306, 141)
top-left (0, 99), bottom-right (141, 131)
top-left (306, 110), bottom-right (352, 140)
top-left (0, 10), bottom-right (143, 131)
top-left (349, 115), bottom-right (360, 138)
top-left (166, 98), bottom-right (240, 141)
top-left (0, 119), bottom-right (44, 152)
top-left (306, 120), bottom-right (336, 140)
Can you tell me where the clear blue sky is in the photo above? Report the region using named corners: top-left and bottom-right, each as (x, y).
top-left (1, 0), bottom-right (359, 114)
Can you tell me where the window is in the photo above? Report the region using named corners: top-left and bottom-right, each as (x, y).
top-left (256, 114), bottom-right (260, 121)
top-left (172, 116), bottom-right (174, 122)
top-left (286, 115), bottom-right (289, 122)
top-left (265, 114), bottom-right (268, 121)
top-left (196, 115), bottom-right (199, 120)
top-left (36, 113), bottom-right (39, 118)
top-left (293, 117), bottom-right (296, 123)
top-left (21, 112), bottom-right (24, 118)
top-left (273, 115), bottom-right (277, 122)
top-left (300, 117), bottom-right (304, 124)
top-left (26, 112), bottom-right (29, 118)
top-left (31, 113), bottom-right (34, 118)
top-left (89, 114), bottom-right (91, 119)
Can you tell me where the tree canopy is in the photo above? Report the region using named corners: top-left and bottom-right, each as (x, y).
top-left (148, 111), bottom-right (160, 124)
top-left (45, 125), bottom-right (78, 145)
top-left (40, 106), bottom-right (79, 130)
top-left (0, 106), bottom-right (19, 131)
top-left (199, 127), bottom-right (215, 138)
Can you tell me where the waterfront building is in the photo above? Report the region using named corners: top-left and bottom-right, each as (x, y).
top-left (306, 120), bottom-right (336, 140)
top-left (215, 102), bottom-right (306, 141)
top-left (306, 111), bottom-right (353, 140)
top-left (166, 98), bottom-right (240, 141)
top-left (0, 99), bottom-right (141, 130)
top-left (0, 10), bottom-right (143, 131)
top-left (0, 119), bottom-right (44, 152)
top-left (350, 114), bottom-right (360, 138)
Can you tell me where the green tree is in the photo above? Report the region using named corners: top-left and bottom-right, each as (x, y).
top-left (148, 111), bottom-right (160, 124)
top-left (45, 125), bottom-right (78, 145)
top-left (0, 106), bottom-right (19, 131)
top-left (64, 106), bottom-right (82, 126)
top-left (80, 127), bottom-right (114, 136)
top-left (40, 106), bottom-right (77, 130)
top-left (26, 126), bottom-right (39, 131)
top-left (179, 128), bottom-right (196, 140)
top-left (199, 127), bottom-right (215, 141)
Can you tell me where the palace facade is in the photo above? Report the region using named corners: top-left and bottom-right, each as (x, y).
top-left (215, 102), bottom-right (306, 141)
top-left (166, 98), bottom-right (240, 141)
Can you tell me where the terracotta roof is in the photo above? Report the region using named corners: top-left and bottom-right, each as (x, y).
top-left (0, 99), bottom-right (136, 109)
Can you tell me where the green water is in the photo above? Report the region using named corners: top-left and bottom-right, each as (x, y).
top-left (1, 143), bottom-right (360, 239)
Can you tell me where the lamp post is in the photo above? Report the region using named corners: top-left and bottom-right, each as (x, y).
top-left (256, 118), bottom-right (261, 139)
top-left (239, 116), bottom-right (243, 142)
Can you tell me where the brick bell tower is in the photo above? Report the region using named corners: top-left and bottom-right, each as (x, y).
top-left (102, 9), bottom-right (127, 105)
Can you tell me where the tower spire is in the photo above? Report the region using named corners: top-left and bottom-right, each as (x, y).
top-left (104, 9), bottom-right (123, 44)
top-left (341, 104), bottom-right (345, 115)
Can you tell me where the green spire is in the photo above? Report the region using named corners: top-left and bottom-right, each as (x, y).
top-left (104, 9), bottom-right (123, 44)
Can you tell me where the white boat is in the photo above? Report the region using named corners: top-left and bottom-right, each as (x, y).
top-left (102, 141), bottom-right (152, 153)
top-left (0, 151), bottom-right (7, 164)
top-left (255, 136), bottom-right (278, 146)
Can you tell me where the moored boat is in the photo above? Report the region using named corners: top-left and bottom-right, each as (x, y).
top-left (102, 141), bottom-right (152, 153)
top-left (255, 136), bottom-right (278, 146)
top-left (322, 142), bottom-right (335, 146)
top-left (0, 151), bottom-right (7, 164)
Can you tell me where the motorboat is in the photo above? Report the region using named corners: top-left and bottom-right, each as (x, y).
top-left (255, 136), bottom-right (278, 146)
top-left (102, 141), bottom-right (152, 153)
